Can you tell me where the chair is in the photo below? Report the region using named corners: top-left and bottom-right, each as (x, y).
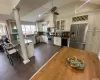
top-left (3, 43), bottom-right (21, 66)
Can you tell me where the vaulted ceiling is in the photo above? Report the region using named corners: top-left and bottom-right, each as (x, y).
top-left (17, 0), bottom-right (100, 22)
top-left (0, 0), bottom-right (20, 22)
top-left (17, 0), bottom-right (78, 22)
top-left (0, 0), bottom-right (100, 22)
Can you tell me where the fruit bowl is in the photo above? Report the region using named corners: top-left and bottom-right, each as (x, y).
top-left (67, 56), bottom-right (85, 70)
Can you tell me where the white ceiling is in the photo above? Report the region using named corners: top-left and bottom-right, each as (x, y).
top-left (17, 0), bottom-right (51, 17)
top-left (0, 0), bottom-right (20, 22)
top-left (0, 0), bottom-right (100, 22)
top-left (18, 0), bottom-right (77, 22)
top-left (18, 0), bottom-right (100, 22)
top-left (81, 0), bottom-right (100, 5)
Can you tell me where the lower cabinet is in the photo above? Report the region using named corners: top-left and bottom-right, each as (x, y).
top-left (54, 37), bottom-right (61, 46)
top-left (40, 36), bottom-right (48, 43)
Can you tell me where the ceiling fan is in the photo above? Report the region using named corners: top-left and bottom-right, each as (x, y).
top-left (39, 0), bottom-right (59, 17)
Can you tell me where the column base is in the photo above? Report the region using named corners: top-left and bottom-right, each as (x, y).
top-left (23, 59), bottom-right (30, 64)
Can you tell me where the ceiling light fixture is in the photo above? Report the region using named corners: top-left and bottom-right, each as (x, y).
top-left (39, 14), bottom-right (41, 17)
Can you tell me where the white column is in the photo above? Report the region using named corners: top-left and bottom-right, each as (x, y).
top-left (13, 8), bottom-right (30, 64)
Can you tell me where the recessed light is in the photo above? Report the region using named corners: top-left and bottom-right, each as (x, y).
top-left (39, 15), bottom-right (41, 17)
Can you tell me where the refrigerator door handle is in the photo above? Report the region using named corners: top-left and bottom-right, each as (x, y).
top-left (76, 26), bottom-right (79, 41)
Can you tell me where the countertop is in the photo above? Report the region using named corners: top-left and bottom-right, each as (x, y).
top-left (30, 47), bottom-right (100, 80)
top-left (24, 39), bottom-right (33, 44)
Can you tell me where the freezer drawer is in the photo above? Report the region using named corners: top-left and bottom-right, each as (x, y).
top-left (69, 41), bottom-right (85, 50)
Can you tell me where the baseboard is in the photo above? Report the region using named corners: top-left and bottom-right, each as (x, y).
top-left (23, 59), bottom-right (30, 64)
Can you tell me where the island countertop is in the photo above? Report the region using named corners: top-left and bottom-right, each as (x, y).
top-left (30, 47), bottom-right (100, 80)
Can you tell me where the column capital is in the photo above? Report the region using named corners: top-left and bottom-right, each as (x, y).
top-left (13, 8), bottom-right (20, 11)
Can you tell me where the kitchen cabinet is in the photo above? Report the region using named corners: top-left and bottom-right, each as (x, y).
top-left (54, 37), bottom-right (61, 46)
top-left (38, 22), bottom-right (47, 32)
top-left (85, 11), bottom-right (100, 54)
top-left (38, 23), bottom-right (43, 32)
top-left (56, 17), bottom-right (71, 31)
top-left (40, 36), bottom-right (48, 43)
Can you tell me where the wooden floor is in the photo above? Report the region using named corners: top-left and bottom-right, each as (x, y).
top-left (0, 43), bottom-right (61, 80)
top-left (31, 47), bottom-right (100, 80)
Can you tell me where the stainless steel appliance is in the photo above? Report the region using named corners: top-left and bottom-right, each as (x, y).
top-left (61, 32), bottom-right (70, 47)
top-left (69, 24), bottom-right (88, 50)
top-left (48, 36), bottom-right (54, 45)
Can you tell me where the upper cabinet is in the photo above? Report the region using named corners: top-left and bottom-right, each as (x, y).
top-left (38, 22), bottom-right (47, 32)
top-left (56, 17), bottom-right (71, 31)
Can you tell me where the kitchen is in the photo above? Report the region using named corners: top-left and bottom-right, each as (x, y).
top-left (0, 0), bottom-right (100, 80)
top-left (35, 3), bottom-right (100, 55)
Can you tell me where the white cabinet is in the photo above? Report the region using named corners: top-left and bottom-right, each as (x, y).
top-left (38, 23), bottom-right (43, 32)
top-left (54, 37), bottom-right (61, 46)
top-left (85, 11), bottom-right (100, 54)
top-left (40, 36), bottom-right (48, 43)
top-left (38, 22), bottom-right (47, 32)
top-left (26, 43), bottom-right (34, 58)
top-left (40, 36), bottom-right (44, 42)
top-left (65, 17), bottom-right (71, 31)
top-left (43, 25), bottom-right (47, 32)
top-left (56, 17), bottom-right (71, 31)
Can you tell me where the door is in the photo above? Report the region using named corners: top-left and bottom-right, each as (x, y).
top-left (77, 24), bottom-right (88, 43)
top-left (70, 24), bottom-right (79, 42)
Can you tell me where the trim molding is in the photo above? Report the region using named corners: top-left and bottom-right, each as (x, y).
top-left (23, 59), bottom-right (30, 64)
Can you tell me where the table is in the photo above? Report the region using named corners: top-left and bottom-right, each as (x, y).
top-left (30, 47), bottom-right (100, 80)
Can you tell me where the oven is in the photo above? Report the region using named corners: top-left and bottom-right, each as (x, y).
top-left (61, 32), bottom-right (70, 47)
top-left (61, 37), bottom-right (68, 46)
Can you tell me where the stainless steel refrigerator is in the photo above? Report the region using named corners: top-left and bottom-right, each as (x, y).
top-left (69, 24), bottom-right (88, 50)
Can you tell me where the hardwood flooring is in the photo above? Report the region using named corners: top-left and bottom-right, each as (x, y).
top-left (0, 43), bottom-right (61, 80)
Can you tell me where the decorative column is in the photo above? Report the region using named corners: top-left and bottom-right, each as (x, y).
top-left (13, 8), bottom-right (30, 64)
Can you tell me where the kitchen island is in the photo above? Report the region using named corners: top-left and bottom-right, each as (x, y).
top-left (30, 47), bottom-right (100, 80)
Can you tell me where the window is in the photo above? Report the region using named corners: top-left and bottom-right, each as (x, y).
top-left (21, 24), bottom-right (36, 35)
top-left (21, 25), bottom-right (26, 34)
top-left (0, 24), bottom-right (6, 36)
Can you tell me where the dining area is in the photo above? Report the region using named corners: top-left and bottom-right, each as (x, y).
top-left (0, 36), bottom-right (21, 66)
top-left (0, 36), bottom-right (34, 66)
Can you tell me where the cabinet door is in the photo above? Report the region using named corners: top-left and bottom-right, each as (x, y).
top-left (91, 31), bottom-right (100, 54)
top-left (54, 37), bottom-right (57, 45)
top-left (38, 23), bottom-right (43, 31)
top-left (43, 26), bottom-right (47, 32)
top-left (54, 37), bottom-right (61, 46)
top-left (56, 37), bottom-right (61, 46)
top-left (65, 17), bottom-right (71, 31)
top-left (85, 29), bottom-right (100, 54)
top-left (44, 36), bottom-right (48, 43)
top-left (40, 36), bottom-right (44, 42)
